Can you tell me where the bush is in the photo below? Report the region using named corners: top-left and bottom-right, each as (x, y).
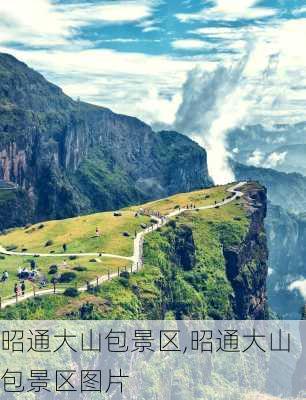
top-left (120, 271), bottom-right (130, 279)
top-left (168, 220), bottom-right (176, 229)
top-left (45, 240), bottom-right (54, 247)
top-left (6, 245), bottom-right (17, 251)
top-left (174, 204), bottom-right (180, 209)
top-left (38, 224), bottom-right (44, 229)
top-left (119, 277), bottom-right (129, 288)
top-left (69, 255), bottom-right (78, 260)
top-left (0, 255), bottom-right (5, 260)
top-left (59, 272), bottom-right (77, 283)
top-left (48, 265), bottom-right (58, 275)
top-left (64, 288), bottom-right (79, 297)
top-left (73, 266), bottom-right (87, 272)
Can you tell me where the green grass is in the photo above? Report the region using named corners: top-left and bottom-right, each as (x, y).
top-left (127, 184), bottom-right (233, 215)
top-left (0, 254), bottom-right (130, 301)
top-left (0, 182), bottom-right (252, 317)
top-left (0, 211), bottom-right (149, 256)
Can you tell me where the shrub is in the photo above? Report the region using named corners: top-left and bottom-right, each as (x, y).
top-left (6, 245), bottom-right (17, 251)
top-left (38, 224), bottom-right (44, 229)
top-left (48, 265), bottom-right (58, 275)
top-left (69, 255), bottom-right (78, 260)
top-left (73, 266), bottom-right (87, 272)
top-left (168, 220), bottom-right (176, 229)
top-left (59, 272), bottom-right (77, 283)
top-left (64, 287), bottom-right (79, 297)
top-left (0, 255), bottom-right (5, 260)
top-left (79, 302), bottom-right (94, 319)
top-left (45, 240), bottom-right (54, 247)
top-left (119, 277), bottom-right (129, 288)
top-left (174, 204), bottom-right (180, 209)
top-left (120, 271), bottom-right (130, 279)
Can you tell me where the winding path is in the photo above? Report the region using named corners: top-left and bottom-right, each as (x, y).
top-left (0, 182), bottom-right (246, 309)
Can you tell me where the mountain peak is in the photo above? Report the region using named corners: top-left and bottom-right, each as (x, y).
top-left (0, 52), bottom-right (74, 113)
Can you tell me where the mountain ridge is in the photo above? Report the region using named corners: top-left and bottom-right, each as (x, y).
top-left (0, 53), bottom-right (212, 230)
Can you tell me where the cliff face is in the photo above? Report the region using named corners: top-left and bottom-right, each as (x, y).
top-left (223, 184), bottom-right (268, 319)
top-left (0, 53), bottom-right (212, 229)
top-left (141, 182), bottom-right (269, 320)
top-left (233, 160), bottom-right (306, 318)
top-left (266, 205), bottom-right (306, 318)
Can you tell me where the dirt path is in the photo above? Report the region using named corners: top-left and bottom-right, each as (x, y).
top-left (0, 182), bottom-right (246, 309)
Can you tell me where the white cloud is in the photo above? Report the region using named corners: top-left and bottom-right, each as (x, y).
top-left (58, 1), bottom-right (157, 24)
top-left (289, 279), bottom-right (306, 300)
top-left (0, 0), bottom-right (71, 46)
top-left (248, 150), bottom-right (264, 167)
top-left (171, 39), bottom-right (213, 50)
top-left (264, 151), bottom-right (287, 168)
top-left (0, 0), bottom-right (160, 48)
top-left (176, 0), bottom-right (277, 22)
top-left (174, 54), bottom-right (252, 184)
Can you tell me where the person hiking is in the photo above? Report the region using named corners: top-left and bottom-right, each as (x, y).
top-left (14, 283), bottom-right (18, 297)
top-left (21, 281), bottom-right (26, 296)
top-left (63, 243), bottom-right (67, 252)
top-left (17, 284), bottom-right (22, 297)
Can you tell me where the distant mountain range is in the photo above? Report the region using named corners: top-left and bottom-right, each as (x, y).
top-left (228, 124), bottom-right (306, 177)
top-left (0, 53), bottom-right (212, 230)
top-left (233, 157), bottom-right (306, 318)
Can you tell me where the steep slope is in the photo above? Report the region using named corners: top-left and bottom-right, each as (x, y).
top-left (266, 205), bottom-right (306, 318)
top-left (233, 161), bottom-right (306, 318)
top-left (0, 53), bottom-right (211, 229)
top-left (0, 182), bottom-right (269, 320)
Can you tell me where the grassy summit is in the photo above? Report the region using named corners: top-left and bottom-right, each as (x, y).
top-left (0, 183), bottom-right (259, 318)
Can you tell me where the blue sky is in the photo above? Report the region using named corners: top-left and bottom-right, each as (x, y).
top-left (0, 0), bottom-right (306, 124)
top-left (1, 0), bottom-right (306, 159)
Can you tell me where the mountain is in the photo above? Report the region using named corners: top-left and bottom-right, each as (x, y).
top-left (264, 144), bottom-right (306, 176)
top-left (227, 124), bottom-right (306, 177)
top-left (233, 161), bottom-right (306, 318)
top-left (233, 162), bottom-right (306, 214)
top-left (0, 53), bottom-right (212, 230)
top-left (266, 205), bottom-right (306, 319)
top-left (0, 182), bottom-right (268, 320)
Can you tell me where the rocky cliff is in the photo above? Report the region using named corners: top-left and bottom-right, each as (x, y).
top-left (266, 206), bottom-right (306, 318)
top-left (233, 161), bottom-right (306, 318)
top-left (223, 183), bottom-right (268, 319)
top-left (140, 182), bottom-right (269, 320)
top-left (0, 53), bottom-right (212, 230)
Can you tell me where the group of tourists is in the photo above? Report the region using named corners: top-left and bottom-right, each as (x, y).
top-left (17, 267), bottom-right (38, 281)
top-left (14, 281), bottom-right (26, 297)
top-left (185, 203), bottom-right (197, 209)
top-left (138, 208), bottom-right (162, 218)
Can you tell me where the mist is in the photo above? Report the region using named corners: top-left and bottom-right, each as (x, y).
top-left (174, 48), bottom-right (280, 184)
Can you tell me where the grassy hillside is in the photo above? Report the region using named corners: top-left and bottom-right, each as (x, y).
top-left (0, 183), bottom-right (265, 320)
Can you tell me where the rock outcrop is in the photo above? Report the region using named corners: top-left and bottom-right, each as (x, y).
top-left (223, 183), bottom-right (268, 319)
